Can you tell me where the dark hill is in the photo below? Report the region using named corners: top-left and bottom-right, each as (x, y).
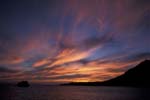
top-left (63, 60), bottom-right (150, 87)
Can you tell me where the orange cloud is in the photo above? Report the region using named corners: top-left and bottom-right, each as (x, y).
top-left (50, 47), bottom-right (98, 67)
top-left (0, 56), bottom-right (24, 65)
top-left (1, 58), bottom-right (141, 83)
top-left (46, 59), bottom-right (141, 83)
top-left (33, 59), bottom-right (50, 68)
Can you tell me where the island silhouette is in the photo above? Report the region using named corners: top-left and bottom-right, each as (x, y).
top-left (63, 60), bottom-right (150, 87)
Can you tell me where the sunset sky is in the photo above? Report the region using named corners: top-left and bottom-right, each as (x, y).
top-left (0, 0), bottom-right (150, 84)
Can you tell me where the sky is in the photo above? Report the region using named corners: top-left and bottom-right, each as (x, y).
top-left (0, 0), bottom-right (150, 84)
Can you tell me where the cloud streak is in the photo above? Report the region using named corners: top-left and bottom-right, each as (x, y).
top-left (0, 0), bottom-right (150, 83)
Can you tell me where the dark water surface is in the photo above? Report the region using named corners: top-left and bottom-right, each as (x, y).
top-left (1, 85), bottom-right (150, 100)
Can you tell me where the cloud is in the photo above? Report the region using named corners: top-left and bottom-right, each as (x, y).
top-left (50, 47), bottom-right (98, 67)
top-left (0, 0), bottom-right (149, 83)
top-left (121, 52), bottom-right (150, 62)
top-left (32, 59), bottom-right (51, 68)
top-left (0, 66), bottom-right (19, 73)
top-left (0, 56), bottom-right (24, 65)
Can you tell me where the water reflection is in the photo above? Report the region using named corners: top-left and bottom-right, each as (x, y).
top-left (1, 85), bottom-right (150, 100)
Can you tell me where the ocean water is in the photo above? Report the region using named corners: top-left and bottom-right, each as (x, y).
top-left (1, 85), bottom-right (150, 100)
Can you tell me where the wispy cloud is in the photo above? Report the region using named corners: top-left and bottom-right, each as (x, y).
top-left (0, 0), bottom-right (149, 83)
